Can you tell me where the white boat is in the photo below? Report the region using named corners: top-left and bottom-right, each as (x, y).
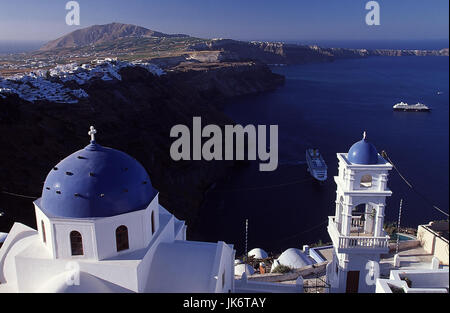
top-left (306, 149), bottom-right (327, 182)
top-left (393, 102), bottom-right (430, 112)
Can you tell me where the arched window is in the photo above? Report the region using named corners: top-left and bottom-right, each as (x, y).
top-left (70, 231), bottom-right (83, 256)
top-left (41, 220), bottom-right (46, 243)
top-left (360, 174), bottom-right (372, 188)
top-left (116, 225), bottom-right (129, 252)
top-left (151, 211), bottom-right (155, 235)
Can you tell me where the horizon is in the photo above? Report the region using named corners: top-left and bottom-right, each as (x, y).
top-left (0, 0), bottom-right (448, 42)
top-left (1, 37), bottom-right (448, 55)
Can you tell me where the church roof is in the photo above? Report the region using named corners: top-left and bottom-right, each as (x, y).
top-left (347, 131), bottom-right (379, 165)
top-left (40, 127), bottom-right (157, 218)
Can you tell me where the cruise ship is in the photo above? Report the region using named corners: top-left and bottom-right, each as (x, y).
top-left (393, 102), bottom-right (430, 112)
top-left (306, 149), bottom-right (328, 182)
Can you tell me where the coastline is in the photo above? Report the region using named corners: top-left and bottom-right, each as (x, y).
top-left (0, 40), bottom-right (448, 239)
top-left (0, 61), bottom-right (284, 233)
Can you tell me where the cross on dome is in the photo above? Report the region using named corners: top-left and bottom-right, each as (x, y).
top-left (363, 131), bottom-right (367, 140)
top-left (88, 126), bottom-right (97, 143)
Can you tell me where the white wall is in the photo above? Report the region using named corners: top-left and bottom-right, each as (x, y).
top-left (417, 224), bottom-right (449, 265)
top-left (376, 269), bottom-right (449, 293)
top-left (137, 207), bottom-right (175, 292)
top-left (37, 195), bottom-right (161, 261)
top-left (35, 205), bottom-right (55, 258)
top-left (14, 250), bottom-right (141, 292)
top-left (213, 242), bottom-right (234, 293)
top-left (52, 220), bottom-right (97, 259)
top-left (332, 248), bottom-right (382, 293)
top-left (0, 223), bottom-right (37, 284)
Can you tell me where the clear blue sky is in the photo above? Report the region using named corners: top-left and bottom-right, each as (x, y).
top-left (0, 0), bottom-right (448, 42)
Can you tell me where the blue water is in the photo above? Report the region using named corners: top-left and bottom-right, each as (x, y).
top-left (239, 39), bottom-right (449, 50)
top-left (286, 39), bottom-right (449, 50)
top-left (194, 56), bottom-right (449, 256)
top-left (0, 41), bottom-right (44, 54)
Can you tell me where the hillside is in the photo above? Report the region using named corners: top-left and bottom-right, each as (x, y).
top-left (40, 22), bottom-right (189, 51)
top-left (1, 23), bottom-right (446, 77)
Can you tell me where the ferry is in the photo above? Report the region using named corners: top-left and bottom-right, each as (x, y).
top-left (306, 149), bottom-right (327, 182)
top-left (393, 102), bottom-right (430, 112)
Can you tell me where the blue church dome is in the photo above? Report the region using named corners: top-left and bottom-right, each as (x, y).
top-left (347, 132), bottom-right (379, 165)
top-left (40, 128), bottom-right (157, 218)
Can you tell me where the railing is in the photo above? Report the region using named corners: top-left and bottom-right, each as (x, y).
top-left (328, 216), bottom-right (389, 251)
top-left (338, 236), bottom-right (389, 249)
top-left (351, 216), bottom-right (364, 228)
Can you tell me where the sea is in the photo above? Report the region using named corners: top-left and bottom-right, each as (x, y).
top-left (0, 40), bottom-right (448, 257)
top-left (0, 40), bottom-right (44, 55)
top-left (193, 54), bottom-right (449, 256)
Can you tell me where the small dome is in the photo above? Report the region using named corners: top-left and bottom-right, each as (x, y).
top-left (347, 132), bottom-right (379, 165)
top-left (41, 139), bottom-right (157, 218)
top-left (248, 248), bottom-right (268, 259)
top-left (271, 248), bottom-right (313, 272)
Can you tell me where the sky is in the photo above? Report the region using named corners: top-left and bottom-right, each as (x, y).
top-left (0, 0), bottom-right (448, 42)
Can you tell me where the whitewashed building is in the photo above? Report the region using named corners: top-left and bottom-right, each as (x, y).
top-left (376, 268), bottom-right (449, 293)
top-left (326, 132), bottom-right (393, 293)
top-left (0, 127), bottom-right (235, 293)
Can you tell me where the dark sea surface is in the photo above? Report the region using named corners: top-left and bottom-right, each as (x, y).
top-left (193, 56), bottom-right (449, 256)
top-left (286, 39), bottom-right (449, 50)
top-left (0, 40), bottom-right (44, 54)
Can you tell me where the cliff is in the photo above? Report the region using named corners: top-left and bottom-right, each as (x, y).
top-left (0, 62), bottom-right (284, 234)
top-left (189, 39), bottom-right (449, 64)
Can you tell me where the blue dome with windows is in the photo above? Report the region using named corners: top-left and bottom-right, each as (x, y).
top-left (347, 132), bottom-right (379, 165)
top-left (40, 128), bottom-right (157, 218)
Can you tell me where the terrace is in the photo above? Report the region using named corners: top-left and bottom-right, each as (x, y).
top-left (328, 216), bottom-right (390, 254)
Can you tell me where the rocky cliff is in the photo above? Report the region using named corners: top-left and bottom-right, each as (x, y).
top-left (189, 39), bottom-right (449, 64)
top-left (0, 62), bottom-right (284, 234)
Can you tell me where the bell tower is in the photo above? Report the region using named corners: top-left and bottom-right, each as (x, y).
top-left (327, 132), bottom-right (393, 293)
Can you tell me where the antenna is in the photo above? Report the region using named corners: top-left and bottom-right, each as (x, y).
top-left (244, 219), bottom-right (248, 263)
top-left (396, 199), bottom-right (403, 255)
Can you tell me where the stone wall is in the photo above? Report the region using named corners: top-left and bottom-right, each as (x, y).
top-left (248, 261), bottom-right (328, 283)
top-left (417, 222), bottom-right (449, 266)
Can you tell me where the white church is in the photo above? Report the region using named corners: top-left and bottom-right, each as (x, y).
top-left (326, 132), bottom-right (393, 293)
top-left (0, 127), bottom-right (236, 293)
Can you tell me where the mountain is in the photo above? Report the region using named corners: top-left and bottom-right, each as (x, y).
top-left (40, 22), bottom-right (189, 51)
